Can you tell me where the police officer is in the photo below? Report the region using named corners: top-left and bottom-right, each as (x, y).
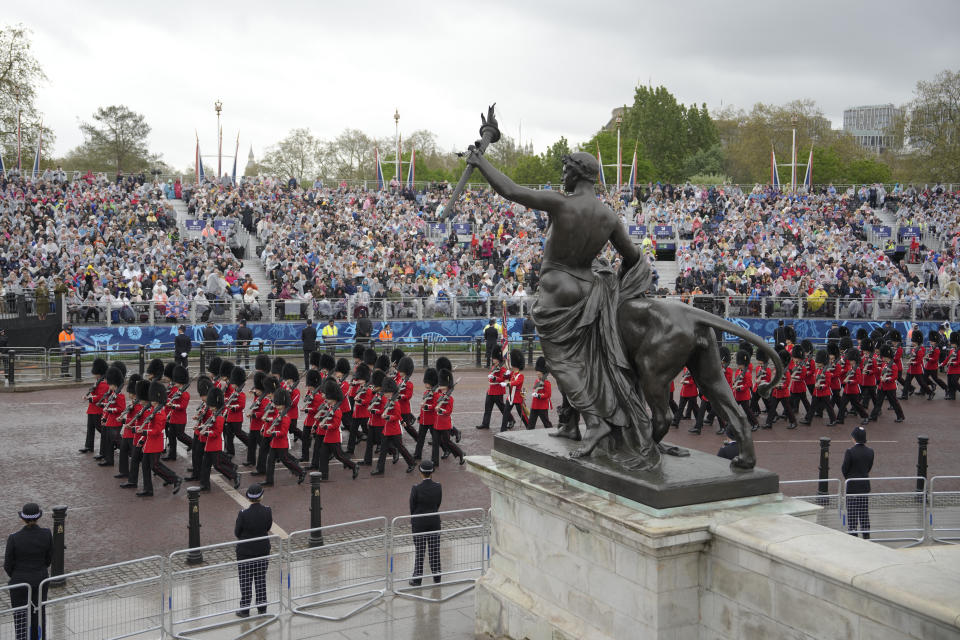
top-left (301, 320), bottom-right (317, 371)
top-left (408, 461), bottom-right (442, 586)
top-left (235, 484), bottom-right (273, 618)
top-left (842, 426), bottom-right (874, 539)
top-left (4, 503), bottom-right (52, 640)
top-left (236, 320), bottom-right (253, 369)
top-left (483, 319), bottom-right (499, 368)
top-left (174, 325), bottom-right (192, 369)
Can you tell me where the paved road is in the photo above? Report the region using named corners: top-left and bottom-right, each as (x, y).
top-left (1, 369), bottom-right (956, 571)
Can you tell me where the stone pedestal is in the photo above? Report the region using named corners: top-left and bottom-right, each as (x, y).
top-left (469, 449), bottom-right (960, 640)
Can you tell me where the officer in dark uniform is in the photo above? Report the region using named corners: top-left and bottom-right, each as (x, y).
top-left (716, 426), bottom-right (739, 460)
top-left (4, 503), bottom-right (52, 640)
top-left (202, 321), bottom-right (219, 355)
top-left (408, 461), bottom-right (442, 586)
top-left (483, 319), bottom-right (500, 368)
top-left (842, 426), bottom-right (874, 539)
top-left (236, 320), bottom-right (253, 369)
top-left (174, 325), bottom-right (192, 369)
top-left (234, 484), bottom-right (273, 618)
top-left (300, 320), bottom-right (317, 371)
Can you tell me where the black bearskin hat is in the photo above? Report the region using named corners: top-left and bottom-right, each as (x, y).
top-left (206, 386), bottom-right (224, 409)
top-left (390, 347), bottom-right (405, 364)
top-left (784, 325), bottom-right (796, 342)
top-left (423, 367), bottom-right (439, 386)
top-left (219, 360), bottom-right (235, 379)
top-left (335, 358), bottom-right (351, 376)
top-left (800, 339), bottom-right (814, 355)
top-left (136, 379), bottom-right (150, 402)
top-left (436, 357), bottom-right (452, 372)
top-left (355, 363), bottom-right (371, 382)
top-left (230, 366), bottom-right (247, 388)
top-left (839, 336), bottom-right (853, 351)
top-left (196, 374), bottom-right (212, 397)
top-left (383, 377), bottom-right (398, 394)
top-left (757, 349), bottom-right (769, 363)
top-left (861, 338), bottom-right (874, 353)
top-left (323, 377), bottom-right (344, 402)
top-left (271, 357), bottom-right (286, 377)
top-left (879, 345), bottom-right (894, 359)
top-left (126, 373), bottom-right (141, 395)
top-left (814, 349), bottom-right (828, 365)
top-left (510, 349), bottom-right (525, 370)
top-left (147, 358), bottom-right (165, 378)
top-left (253, 371), bottom-right (266, 392)
top-left (305, 369), bottom-right (322, 389)
top-left (110, 360), bottom-right (128, 378)
top-left (911, 331), bottom-right (923, 345)
top-left (856, 328), bottom-right (869, 342)
top-left (492, 351), bottom-right (504, 363)
top-left (718, 346), bottom-right (731, 363)
top-left (363, 348), bottom-right (378, 367)
top-left (352, 344), bottom-right (366, 360)
top-left (827, 343), bottom-right (839, 358)
top-left (105, 366), bottom-right (124, 388)
top-left (952, 332), bottom-right (960, 347)
top-left (870, 328), bottom-right (886, 344)
top-left (263, 375), bottom-right (278, 395)
top-left (397, 356), bottom-right (415, 377)
top-left (838, 325), bottom-right (850, 338)
top-left (792, 347), bottom-right (805, 360)
top-left (371, 370), bottom-right (385, 388)
top-left (163, 362), bottom-right (175, 381)
top-left (928, 330), bottom-right (940, 343)
top-left (149, 381), bottom-right (167, 404)
top-left (206, 356), bottom-right (222, 377)
top-left (320, 353), bottom-right (336, 371)
top-left (91, 357), bottom-right (108, 376)
top-left (844, 348), bottom-right (861, 364)
top-left (282, 362), bottom-right (299, 383)
top-left (535, 356), bottom-right (548, 373)
top-left (738, 340), bottom-right (754, 359)
top-left (172, 365), bottom-right (189, 386)
top-left (374, 355), bottom-right (390, 372)
top-left (887, 329), bottom-right (903, 343)
top-left (735, 350), bottom-right (750, 366)
top-left (272, 388), bottom-right (291, 407)
top-left (309, 351), bottom-right (322, 368)
top-left (777, 348), bottom-right (790, 364)
top-left (438, 368), bottom-right (454, 389)
top-left (255, 353), bottom-right (271, 373)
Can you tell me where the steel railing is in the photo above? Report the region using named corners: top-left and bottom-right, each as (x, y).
top-left (842, 476), bottom-right (927, 547)
top-left (929, 475), bottom-right (960, 544)
top-left (0, 582), bottom-right (33, 640)
top-left (779, 479), bottom-right (843, 531)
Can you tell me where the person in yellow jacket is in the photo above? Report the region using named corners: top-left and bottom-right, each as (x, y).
top-left (58, 323), bottom-right (76, 377)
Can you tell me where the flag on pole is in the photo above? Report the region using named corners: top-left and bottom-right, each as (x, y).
top-left (218, 125), bottom-right (223, 178)
top-left (771, 148), bottom-right (780, 190)
top-left (375, 147), bottom-right (384, 190)
top-left (195, 134), bottom-right (205, 184)
top-left (596, 142), bottom-right (606, 189)
top-left (627, 142), bottom-right (638, 192)
top-left (31, 120), bottom-right (42, 178)
top-left (802, 147), bottom-right (813, 191)
top-left (500, 299), bottom-right (510, 360)
top-left (231, 132), bottom-right (239, 186)
top-left (396, 133), bottom-right (401, 183)
top-left (0, 144), bottom-right (5, 176)
top-left (406, 148), bottom-right (415, 189)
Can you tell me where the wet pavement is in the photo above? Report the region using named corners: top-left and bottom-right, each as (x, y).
top-left (0, 368), bottom-right (957, 572)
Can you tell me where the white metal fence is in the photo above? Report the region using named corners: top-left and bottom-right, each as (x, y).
top-left (0, 582), bottom-right (33, 640)
top-left (929, 475), bottom-right (960, 544)
top-left (779, 478), bottom-right (843, 531)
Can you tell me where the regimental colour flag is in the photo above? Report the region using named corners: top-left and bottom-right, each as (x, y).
top-left (596, 142), bottom-right (606, 189)
top-left (231, 132), bottom-right (239, 186)
top-left (406, 148), bottom-right (415, 189)
top-left (0, 143), bottom-right (5, 176)
top-left (195, 134), bottom-right (205, 184)
top-left (500, 299), bottom-right (510, 360)
top-left (375, 147), bottom-right (384, 190)
top-left (627, 142), bottom-right (638, 192)
top-left (31, 120), bottom-right (42, 178)
top-left (771, 148), bottom-right (781, 190)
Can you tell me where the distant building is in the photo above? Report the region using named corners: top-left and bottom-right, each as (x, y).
top-left (843, 104), bottom-right (902, 153)
top-left (604, 107), bottom-right (626, 131)
top-left (244, 145), bottom-right (258, 176)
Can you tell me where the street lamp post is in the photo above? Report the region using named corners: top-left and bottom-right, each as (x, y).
top-left (790, 114), bottom-right (798, 192)
top-left (215, 100), bottom-right (223, 179)
top-left (393, 109), bottom-right (400, 184)
top-left (616, 114), bottom-right (623, 193)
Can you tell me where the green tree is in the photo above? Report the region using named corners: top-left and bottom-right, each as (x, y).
top-left (682, 144), bottom-right (724, 179)
top-left (511, 154), bottom-right (551, 185)
top-left (844, 157), bottom-right (892, 184)
top-left (77, 105), bottom-right (152, 172)
top-left (903, 69), bottom-right (960, 182)
top-left (542, 136), bottom-right (571, 182)
top-left (260, 127), bottom-right (323, 182)
top-left (809, 146), bottom-right (844, 185)
top-left (0, 25), bottom-right (54, 168)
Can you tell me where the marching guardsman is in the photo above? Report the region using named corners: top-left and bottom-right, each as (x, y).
top-left (186, 375), bottom-right (213, 481)
top-left (331, 358), bottom-right (357, 455)
top-left (145, 358), bottom-right (165, 383)
top-left (261, 387), bottom-right (306, 486)
top-left (98, 365), bottom-right (126, 467)
top-left (801, 350), bottom-right (836, 426)
top-left (281, 362), bottom-right (302, 443)
top-left (127, 381), bottom-right (182, 496)
top-left (501, 349), bottom-right (529, 430)
top-left (351, 344), bottom-right (365, 371)
top-left (372, 378), bottom-right (417, 476)
top-left (837, 347), bottom-right (870, 425)
top-left (302, 369), bottom-right (324, 463)
top-left (361, 370), bottom-right (387, 466)
top-left (435, 357), bottom-right (461, 443)
top-left (81, 357), bottom-right (110, 454)
top-left (117, 375), bottom-right (145, 479)
top-left (859, 339), bottom-right (879, 415)
top-left (350, 364), bottom-right (373, 456)
top-left (432, 368), bottom-right (464, 467)
top-left (674, 367), bottom-right (699, 430)
top-left (390, 347), bottom-right (405, 378)
top-left (789, 347), bottom-right (810, 416)
top-left (224, 364), bottom-right (249, 457)
top-left (697, 347), bottom-right (732, 433)
top-left (395, 356), bottom-right (419, 441)
top-left (903, 331), bottom-right (928, 399)
top-left (751, 350), bottom-right (774, 419)
top-left (414, 368), bottom-right (438, 459)
top-left (945, 333), bottom-right (960, 400)
top-left (888, 330), bottom-right (906, 388)
top-left (162, 362), bottom-right (175, 387)
top-left (828, 344), bottom-right (844, 412)
top-left (208, 357), bottom-right (224, 389)
top-left (198, 387), bottom-right (241, 491)
top-left (314, 377), bottom-right (360, 480)
top-left (873, 346), bottom-right (905, 422)
top-left (253, 377), bottom-right (278, 475)
top-left (245, 373), bottom-right (269, 468)
top-left (528, 357), bottom-right (553, 429)
top-left (733, 350), bottom-right (758, 431)
top-left (765, 349), bottom-right (797, 429)
top-left (255, 353), bottom-right (272, 377)
top-left (164, 365), bottom-right (192, 461)
top-left (924, 330), bottom-right (948, 399)
top-left (475, 352), bottom-right (508, 430)
top-left (800, 340), bottom-right (816, 401)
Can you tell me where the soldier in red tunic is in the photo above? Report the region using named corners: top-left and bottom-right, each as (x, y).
top-left (80, 358), bottom-right (109, 454)
top-left (372, 378), bottom-right (417, 476)
top-left (475, 353), bottom-right (508, 430)
top-left (198, 387), bottom-right (240, 491)
top-left (314, 378), bottom-right (360, 480)
top-left (501, 349), bottom-right (529, 430)
top-left (432, 368), bottom-right (464, 468)
top-left (528, 357), bottom-right (553, 429)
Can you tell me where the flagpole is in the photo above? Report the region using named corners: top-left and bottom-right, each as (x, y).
top-left (615, 114), bottom-right (623, 193)
top-left (232, 132), bottom-right (239, 186)
top-left (16, 91), bottom-right (22, 172)
top-left (393, 109), bottom-right (400, 184)
top-left (790, 115), bottom-right (797, 192)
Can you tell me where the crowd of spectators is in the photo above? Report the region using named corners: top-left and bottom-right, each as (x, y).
top-left (2, 167), bottom-right (958, 326)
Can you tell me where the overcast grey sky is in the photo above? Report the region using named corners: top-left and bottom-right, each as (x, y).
top-left (11, 0), bottom-right (960, 172)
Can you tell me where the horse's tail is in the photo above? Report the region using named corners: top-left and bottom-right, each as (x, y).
top-left (684, 306), bottom-right (784, 398)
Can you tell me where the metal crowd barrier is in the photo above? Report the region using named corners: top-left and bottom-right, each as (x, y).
top-left (779, 479), bottom-right (843, 531)
top-left (285, 517), bottom-right (388, 621)
top-left (843, 476), bottom-right (926, 547)
top-left (929, 475), bottom-right (960, 544)
top-left (167, 535), bottom-right (283, 640)
top-left (0, 583), bottom-right (33, 640)
top-left (39, 556), bottom-right (164, 640)
top-left (389, 507), bottom-right (488, 603)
